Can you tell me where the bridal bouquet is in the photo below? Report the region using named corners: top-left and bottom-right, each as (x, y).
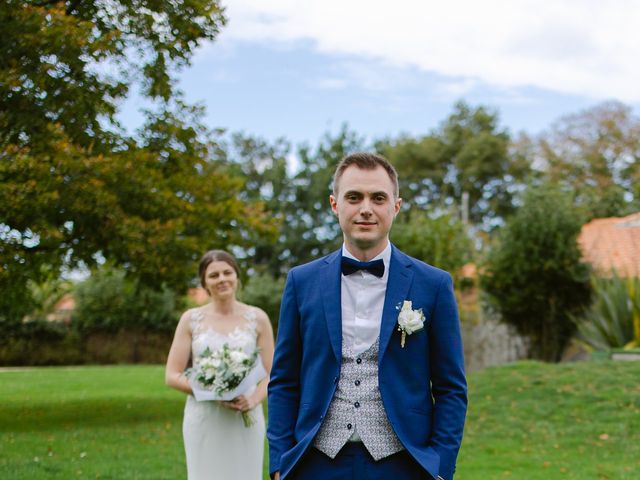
top-left (186, 344), bottom-right (265, 427)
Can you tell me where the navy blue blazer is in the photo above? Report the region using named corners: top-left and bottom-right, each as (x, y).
top-left (267, 246), bottom-right (468, 480)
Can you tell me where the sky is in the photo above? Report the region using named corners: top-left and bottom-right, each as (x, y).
top-left (118, 0), bottom-right (640, 147)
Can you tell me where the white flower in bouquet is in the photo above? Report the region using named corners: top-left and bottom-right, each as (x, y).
top-left (185, 344), bottom-right (260, 427)
top-left (229, 350), bottom-right (248, 363)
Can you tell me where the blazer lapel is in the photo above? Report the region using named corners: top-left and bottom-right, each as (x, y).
top-left (321, 250), bottom-right (342, 362)
top-left (379, 246), bottom-right (414, 363)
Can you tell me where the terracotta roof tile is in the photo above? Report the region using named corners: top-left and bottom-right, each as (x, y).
top-left (578, 212), bottom-right (640, 277)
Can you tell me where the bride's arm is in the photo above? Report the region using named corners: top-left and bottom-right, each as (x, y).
top-left (165, 310), bottom-right (194, 395)
top-left (252, 309), bottom-right (275, 406)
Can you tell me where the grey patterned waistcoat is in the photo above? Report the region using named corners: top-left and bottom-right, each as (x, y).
top-left (313, 337), bottom-right (404, 460)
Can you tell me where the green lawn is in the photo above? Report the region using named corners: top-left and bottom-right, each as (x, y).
top-left (0, 361), bottom-right (638, 479)
top-left (457, 360), bottom-right (640, 479)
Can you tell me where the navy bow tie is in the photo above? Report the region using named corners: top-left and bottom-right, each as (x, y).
top-left (341, 256), bottom-right (385, 278)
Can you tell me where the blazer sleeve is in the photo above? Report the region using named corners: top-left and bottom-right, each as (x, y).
top-left (428, 272), bottom-right (468, 480)
top-left (267, 269), bottom-right (302, 476)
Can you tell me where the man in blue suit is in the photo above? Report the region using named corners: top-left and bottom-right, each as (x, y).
top-left (267, 153), bottom-right (467, 480)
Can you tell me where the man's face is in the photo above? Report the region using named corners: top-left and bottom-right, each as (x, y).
top-left (330, 165), bottom-right (401, 254)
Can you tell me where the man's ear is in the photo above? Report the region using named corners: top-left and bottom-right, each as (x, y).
top-left (394, 197), bottom-right (403, 216)
top-left (329, 195), bottom-right (338, 215)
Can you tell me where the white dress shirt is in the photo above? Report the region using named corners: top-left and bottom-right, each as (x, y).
top-left (341, 243), bottom-right (391, 356)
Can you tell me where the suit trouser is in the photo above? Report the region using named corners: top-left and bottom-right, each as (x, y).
top-left (288, 442), bottom-right (433, 480)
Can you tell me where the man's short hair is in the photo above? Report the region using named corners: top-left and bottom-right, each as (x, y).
top-left (332, 152), bottom-right (399, 198)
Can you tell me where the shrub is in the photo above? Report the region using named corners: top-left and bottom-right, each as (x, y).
top-left (391, 209), bottom-right (473, 280)
top-left (0, 319), bottom-right (85, 365)
top-left (481, 184), bottom-right (591, 362)
top-left (73, 267), bottom-right (179, 334)
top-left (576, 274), bottom-right (640, 351)
top-left (239, 272), bottom-right (285, 331)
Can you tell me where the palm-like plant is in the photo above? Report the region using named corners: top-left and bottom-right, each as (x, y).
top-left (576, 273), bottom-right (640, 351)
top-left (25, 271), bottom-right (73, 322)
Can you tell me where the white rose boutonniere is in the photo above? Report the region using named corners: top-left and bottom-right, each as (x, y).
top-left (396, 300), bottom-right (425, 348)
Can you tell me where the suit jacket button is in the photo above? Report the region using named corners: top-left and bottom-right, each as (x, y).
top-left (354, 380), bottom-right (361, 386)
top-left (354, 401), bottom-right (360, 408)
top-left (356, 358), bottom-right (362, 364)
top-left (347, 423), bottom-right (352, 430)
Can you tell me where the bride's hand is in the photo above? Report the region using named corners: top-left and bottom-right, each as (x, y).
top-left (217, 400), bottom-right (237, 410)
top-left (219, 395), bottom-right (256, 412)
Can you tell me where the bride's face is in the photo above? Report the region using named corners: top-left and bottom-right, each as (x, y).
top-left (204, 261), bottom-right (238, 299)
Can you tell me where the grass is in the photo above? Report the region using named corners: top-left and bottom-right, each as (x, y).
top-left (456, 360), bottom-right (640, 479)
top-left (0, 365), bottom-right (269, 479)
top-left (1, 361), bottom-right (638, 479)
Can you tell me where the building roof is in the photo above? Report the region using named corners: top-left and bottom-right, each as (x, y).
top-left (578, 212), bottom-right (640, 277)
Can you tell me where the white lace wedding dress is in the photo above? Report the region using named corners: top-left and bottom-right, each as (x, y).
top-left (183, 307), bottom-right (265, 480)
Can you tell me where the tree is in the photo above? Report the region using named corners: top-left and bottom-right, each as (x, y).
top-left (481, 184), bottom-right (591, 361)
top-left (391, 209), bottom-right (473, 280)
top-left (225, 125), bottom-right (367, 275)
top-left (240, 272), bottom-right (286, 332)
top-left (378, 101), bottom-right (531, 228)
top-left (223, 133), bottom-right (292, 275)
top-left (1, 0), bottom-right (226, 149)
top-left (73, 265), bottom-right (178, 333)
top-left (536, 101), bottom-right (640, 219)
top-left (285, 126), bottom-right (367, 267)
top-left (0, 2), bottom-right (275, 322)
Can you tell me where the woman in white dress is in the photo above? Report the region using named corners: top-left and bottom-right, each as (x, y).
top-left (165, 250), bottom-right (275, 480)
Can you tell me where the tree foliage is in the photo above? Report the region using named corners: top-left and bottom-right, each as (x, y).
top-left (1, 0), bottom-right (226, 149)
top-left (391, 209), bottom-right (473, 280)
top-left (227, 125), bottom-right (366, 275)
top-left (0, 1), bottom-right (276, 322)
top-left (223, 133), bottom-right (292, 274)
top-left (73, 265), bottom-right (178, 333)
top-left (535, 101), bottom-right (640, 219)
top-left (378, 101), bottom-right (531, 228)
top-left (239, 272), bottom-right (285, 332)
top-left (481, 184), bottom-right (591, 361)
top-left (285, 126), bottom-right (367, 265)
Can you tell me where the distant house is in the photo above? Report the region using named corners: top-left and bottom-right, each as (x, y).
top-left (578, 212), bottom-right (640, 277)
top-left (47, 293), bottom-right (75, 324)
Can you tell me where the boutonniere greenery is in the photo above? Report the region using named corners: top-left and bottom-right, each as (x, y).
top-left (396, 300), bottom-right (425, 348)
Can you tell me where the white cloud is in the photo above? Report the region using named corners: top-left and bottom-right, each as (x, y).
top-left (434, 78), bottom-right (478, 98)
top-left (315, 77), bottom-right (349, 90)
top-left (220, 0), bottom-right (640, 101)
